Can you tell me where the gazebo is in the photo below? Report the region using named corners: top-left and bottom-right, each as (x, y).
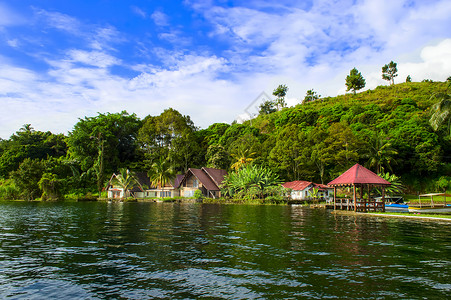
top-left (328, 164), bottom-right (391, 212)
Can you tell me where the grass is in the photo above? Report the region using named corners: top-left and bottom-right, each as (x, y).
top-left (370, 211), bottom-right (451, 219)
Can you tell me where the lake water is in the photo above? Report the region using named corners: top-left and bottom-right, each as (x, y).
top-left (0, 202), bottom-right (450, 299)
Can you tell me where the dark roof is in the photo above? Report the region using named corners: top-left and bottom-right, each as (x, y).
top-left (328, 164), bottom-right (391, 186)
top-left (179, 167), bottom-right (227, 191)
top-left (135, 172), bottom-right (152, 188)
top-left (202, 167), bottom-right (227, 187)
top-left (173, 174), bottom-right (184, 188)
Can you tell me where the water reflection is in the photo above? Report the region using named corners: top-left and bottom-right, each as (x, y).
top-left (0, 202), bottom-right (450, 299)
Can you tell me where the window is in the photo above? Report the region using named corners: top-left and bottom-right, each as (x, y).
top-left (184, 190), bottom-right (194, 197)
top-left (193, 179), bottom-right (199, 188)
top-left (161, 191), bottom-right (171, 198)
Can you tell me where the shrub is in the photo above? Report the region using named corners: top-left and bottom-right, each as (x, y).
top-left (193, 189), bottom-right (204, 199)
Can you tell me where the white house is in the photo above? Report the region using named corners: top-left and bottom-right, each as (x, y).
top-left (282, 180), bottom-right (333, 201)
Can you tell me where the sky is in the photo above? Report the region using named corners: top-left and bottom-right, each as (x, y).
top-left (0, 0), bottom-right (450, 138)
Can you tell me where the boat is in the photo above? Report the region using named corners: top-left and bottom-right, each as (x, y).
top-left (374, 196), bottom-right (409, 212)
top-left (385, 203), bottom-right (410, 212)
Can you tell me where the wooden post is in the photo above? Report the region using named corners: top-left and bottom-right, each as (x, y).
top-left (367, 184), bottom-right (371, 212)
top-left (353, 184), bottom-right (357, 212)
top-left (382, 186), bottom-right (385, 212)
top-left (333, 186), bottom-right (336, 210)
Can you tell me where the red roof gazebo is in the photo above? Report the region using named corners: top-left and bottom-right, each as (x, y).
top-left (328, 164), bottom-right (391, 212)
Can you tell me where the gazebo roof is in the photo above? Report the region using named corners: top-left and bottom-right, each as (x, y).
top-left (328, 164), bottom-right (391, 186)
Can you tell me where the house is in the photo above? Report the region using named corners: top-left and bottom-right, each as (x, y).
top-left (178, 167), bottom-right (227, 198)
top-left (107, 172), bottom-right (183, 199)
top-left (282, 180), bottom-right (333, 201)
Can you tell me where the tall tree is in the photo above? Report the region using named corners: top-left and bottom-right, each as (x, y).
top-left (382, 61), bottom-right (398, 85)
top-left (206, 144), bottom-right (230, 169)
top-left (138, 108), bottom-right (196, 171)
top-left (345, 68), bottom-right (366, 94)
top-left (148, 157), bottom-right (175, 196)
top-left (304, 89), bottom-right (320, 103)
top-left (111, 168), bottom-right (139, 198)
top-left (259, 100), bottom-right (277, 115)
top-left (67, 111), bottom-right (141, 174)
top-left (365, 132), bottom-right (398, 174)
top-left (429, 92), bottom-right (451, 137)
top-left (273, 84), bottom-right (288, 110)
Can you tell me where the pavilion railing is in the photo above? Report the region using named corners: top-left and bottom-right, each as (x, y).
top-left (334, 198), bottom-right (385, 212)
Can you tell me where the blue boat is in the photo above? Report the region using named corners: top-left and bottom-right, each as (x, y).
top-left (385, 203), bottom-right (409, 212)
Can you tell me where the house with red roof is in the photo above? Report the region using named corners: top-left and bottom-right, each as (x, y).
top-left (178, 167), bottom-right (227, 199)
top-left (282, 180), bottom-right (333, 200)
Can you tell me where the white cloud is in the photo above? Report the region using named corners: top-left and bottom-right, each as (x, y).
top-left (7, 39), bottom-right (19, 48)
top-left (151, 10), bottom-right (169, 26)
top-left (131, 6), bottom-right (147, 18)
top-left (1, 0), bottom-right (451, 139)
top-left (67, 50), bottom-right (121, 68)
top-left (35, 9), bottom-right (81, 34)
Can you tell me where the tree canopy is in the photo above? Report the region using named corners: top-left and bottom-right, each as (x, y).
top-left (345, 68), bottom-right (366, 94)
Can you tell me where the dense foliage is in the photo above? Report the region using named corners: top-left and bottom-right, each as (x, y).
top-left (0, 81), bottom-right (450, 200)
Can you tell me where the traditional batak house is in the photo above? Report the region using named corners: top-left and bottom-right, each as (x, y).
top-left (178, 167), bottom-right (227, 199)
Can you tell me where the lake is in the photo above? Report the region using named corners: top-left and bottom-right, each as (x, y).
top-left (0, 202), bottom-right (450, 299)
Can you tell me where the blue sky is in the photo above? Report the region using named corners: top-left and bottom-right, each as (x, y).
top-left (0, 0), bottom-right (450, 138)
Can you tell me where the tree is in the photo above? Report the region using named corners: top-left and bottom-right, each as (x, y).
top-left (10, 158), bottom-right (44, 200)
top-left (304, 89), bottom-right (320, 103)
top-left (377, 172), bottom-right (404, 195)
top-left (273, 84), bottom-right (288, 110)
top-left (406, 75), bottom-right (412, 83)
top-left (67, 111), bottom-right (141, 190)
top-left (206, 144), bottom-right (230, 169)
top-left (148, 157), bottom-right (175, 196)
top-left (0, 125), bottom-right (67, 178)
top-left (365, 132), bottom-right (398, 174)
top-left (230, 148), bottom-right (256, 171)
top-left (269, 125), bottom-right (306, 181)
top-left (429, 93), bottom-right (451, 137)
top-left (138, 108), bottom-right (196, 170)
top-left (382, 61), bottom-right (398, 85)
top-left (111, 168), bottom-right (139, 198)
top-left (39, 172), bottom-right (63, 201)
top-left (345, 68), bottom-right (366, 94)
top-left (222, 164), bottom-right (282, 199)
top-left (259, 100), bottom-right (277, 115)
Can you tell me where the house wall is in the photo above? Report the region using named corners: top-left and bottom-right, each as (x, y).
top-left (290, 189), bottom-right (333, 200)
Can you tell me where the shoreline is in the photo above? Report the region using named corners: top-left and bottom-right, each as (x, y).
top-left (332, 210), bottom-right (451, 222)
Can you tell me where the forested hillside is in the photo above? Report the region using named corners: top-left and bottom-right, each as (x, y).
top-left (0, 81), bottom-right (450, 200)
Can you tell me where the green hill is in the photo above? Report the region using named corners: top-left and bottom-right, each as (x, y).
top-left (228, 81), bottom-right (450, 192)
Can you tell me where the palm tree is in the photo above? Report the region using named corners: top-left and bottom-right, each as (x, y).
top-left (111, 168), bottom-right (139, 198)
top-left (148, 158), bottom-right (175, 197)
top-left (230, 149), bottom-right (256, 171)
top-left (429, 92), bottom-right (451, 138)
top-left (366, 132), bottom-right (398, 174)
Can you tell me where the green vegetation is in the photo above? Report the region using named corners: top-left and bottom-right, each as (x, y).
top-left (0, 78), bottom-right (450, 201)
